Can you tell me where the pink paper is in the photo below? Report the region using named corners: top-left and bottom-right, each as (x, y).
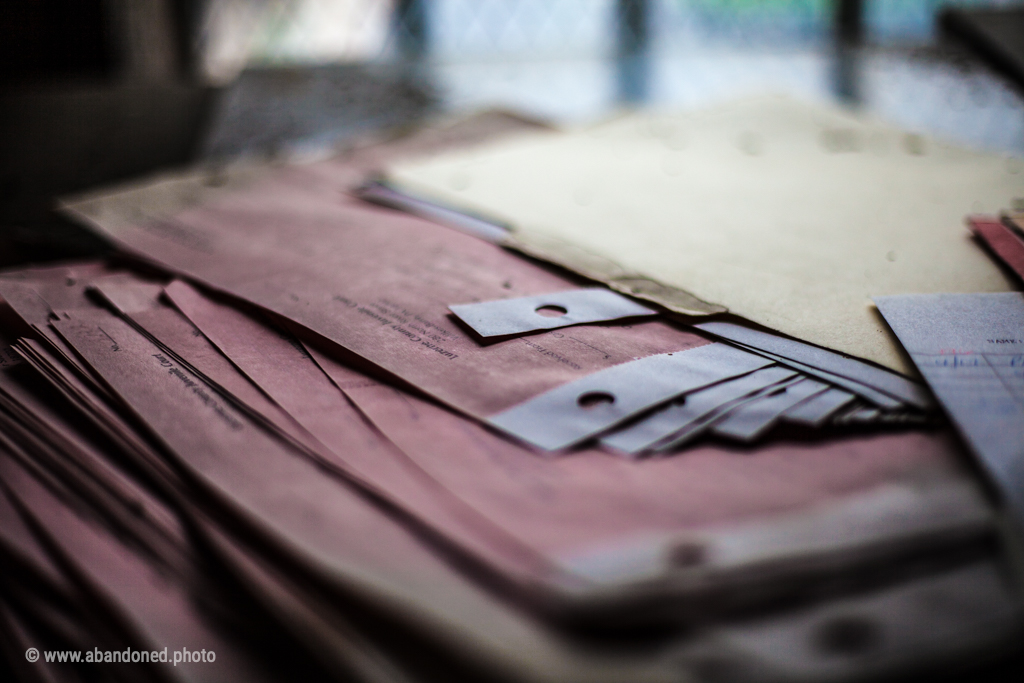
top-left (69, 170), bottom-right (707, 420)
top-left (52, 309), bottom-right (640, 651)
top-left (0, 265), bottom-right (121, 383)
top-left (341, 375), bottom-right (967, 557)
top-left (0, 360), bottom-right (183, 551)
top-left (161, 280), bottom-right (968, 572)
top-left (14, 336), bottom-right (182, 490)
top-left (91, 276), bottom-right (325, 460)
top-left (969, 215), bottom-right (1024, 282)
top-left (0, 448), bottom-right (279, 683)
top-left (163, 279), bottom-right (553, 578)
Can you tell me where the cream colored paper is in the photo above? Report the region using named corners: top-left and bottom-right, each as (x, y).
top-left (388, 96), bottom-right (1023, 374)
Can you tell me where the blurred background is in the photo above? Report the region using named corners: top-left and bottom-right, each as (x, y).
top-left (2, 0), bottom-right (1024, 264)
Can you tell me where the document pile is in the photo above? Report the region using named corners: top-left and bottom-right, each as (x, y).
top-left (0, 103), bottom-right (1021, 681)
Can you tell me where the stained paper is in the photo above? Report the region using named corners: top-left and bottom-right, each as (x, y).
top-left (388, 96), bottom-right (1021, 375)
top-left (62, 171), bottom-right (708, 432)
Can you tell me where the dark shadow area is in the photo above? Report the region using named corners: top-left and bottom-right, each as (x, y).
top-left (0, 0), bottom-right (434, 268)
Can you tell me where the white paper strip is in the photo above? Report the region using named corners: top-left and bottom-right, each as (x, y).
top-left (712, 378), bottom-right (831, 441)
top-left (488, 342), bottom-right (772, 451)
top-left (694, 322), bottom-right (934, 409)
top-left (357, 181), bottom-right (510, 243)
top-left (719, 339), bottom-right (905, 410)
top-left (782, 387), bottom-right (857, 426)
top-left (601, 366), bottom-right (798, 455)
top-left (450, 288), bottom-right (656, 338)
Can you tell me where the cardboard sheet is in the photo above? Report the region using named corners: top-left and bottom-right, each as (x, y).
top-left (0, 450), bottom-right (137, 667)
top-left (1, 270), bottom-right (186, 492)
top-left (0, 275), bottom-right (106, 384)
top-left (874, 292), bottom-right (1024, 528)
top-left (13, 336), bottom-right (182, 490)
top-left (61, 170), bottom-right (710, 435)
top-left (387, 96), bottom-right (1022, 375)
top-left (0, 446), bottom-right (71, 591)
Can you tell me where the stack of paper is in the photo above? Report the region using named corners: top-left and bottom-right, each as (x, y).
top-left (0, 107), bottom-right (1019, 681)
top-left (386, 96), bottom-right (1022, 376)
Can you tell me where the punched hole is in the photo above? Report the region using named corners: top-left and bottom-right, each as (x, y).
top-left (535, 305), bottom-right (568, 318)
top-left (577, 392), bottom-right (615, 409)
top-left (812, 616), bottom-right (881, 657)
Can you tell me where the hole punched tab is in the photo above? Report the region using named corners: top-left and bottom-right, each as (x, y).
top-left (488, 344), bottom-right (772, 450)
top-left (449, 287), bottom-right (657, 338)
top-left (577, 392), bottom-right (615, 409)
top-left (534, 304), bottom-right (568, 318)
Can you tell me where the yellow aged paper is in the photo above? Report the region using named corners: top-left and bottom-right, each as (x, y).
top-left (388, 96), bottom-right (1022, 375)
